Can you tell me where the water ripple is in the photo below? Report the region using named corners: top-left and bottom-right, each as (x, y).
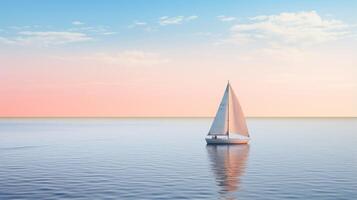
top-left (0, 118), bottom-right (356, 199)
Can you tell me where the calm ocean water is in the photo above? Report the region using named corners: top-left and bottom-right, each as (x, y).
top-left (0, 118), bottom-right (356, 200)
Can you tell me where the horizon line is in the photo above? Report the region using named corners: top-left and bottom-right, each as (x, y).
top-left (0, 116), bottom-right (356, 119)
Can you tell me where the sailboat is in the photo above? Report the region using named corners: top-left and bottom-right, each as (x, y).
top-left (206, 82), bottom-right (250, 144)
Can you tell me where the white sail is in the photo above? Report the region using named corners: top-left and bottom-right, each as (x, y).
top-left (208, 83), bottom-right (249, 137)
top-left (208, 85), bottom-right (229, 135)
top-left (228, 85), bottom-right (249, 137)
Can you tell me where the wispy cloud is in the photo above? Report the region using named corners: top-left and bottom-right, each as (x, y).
top-left (101, 31), bottom-right (117, 35)
top-left (185, 15), bottom-right (198, 21)
top-left (226, 11), bottom-right (353, 46)
top-left (159, 15), bottom-right (198, 26)
top-left (194, 32), bottom-right (215, 37)
top-left (0, 36), bottom-right (17, 45)
top-left (128, 21), bottom-right (155, 31)
top-left (217, 15), bottom-right (236, 22)
top-left (72, 21), bottom-right (84, 25)
top-left (82, 50), bottom-right (170, 65)
top-left (0, 31), bottom-right (92, 46)
top-left (129, 21), bottom-right (147, 28)
top-left (128, 21), bottom-right (157, 32)
top-left (68, 25), bottom-right (115, 35)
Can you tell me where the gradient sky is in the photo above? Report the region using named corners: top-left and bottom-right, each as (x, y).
top-left (1, 0), bottom-right (357, 117)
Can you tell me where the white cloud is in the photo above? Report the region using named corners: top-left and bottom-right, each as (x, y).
top-left (0, 31), bottom-right (92, 46)
top-left (72, 21), bottom-right (84, 25)
top-left (0, 37), bottom-right (17, 45)
top-left (83, 50), bottom-right (170, 65)
top-left (194, 32), bottom-right (214, 37)
top-left (6, 25), bottom-right (43, 31)
top-left (133, 21), bottom-right (147, 26)
top-left (159, 16), bottom-right (184, 25)
top-left (102, 32), bottom-right (117, 35)
top-left (128, 21), bottom-right (156, 32)
top-left (227, 11), bottom-right (353, 46)
top-left (159, 15), bottom-right (198, 25)
top-left (217, 15), bottom-right (236, 22)
top-left (186, 15), bottom-right (198, 21)
top-left (19, 31), bottom-right (92, 45)
top-left (67, 25), bottom-right (115, 35)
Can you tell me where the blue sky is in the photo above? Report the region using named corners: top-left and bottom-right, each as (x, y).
top-left (1, 0), bottom-right (356, 51)
top-left (1, 0), bottom-right (357, 116)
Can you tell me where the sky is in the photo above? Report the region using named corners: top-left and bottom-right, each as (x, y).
top-left (1, 0), bottom-right (357, 117)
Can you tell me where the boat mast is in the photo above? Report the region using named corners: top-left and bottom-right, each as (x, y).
top-left (227, 81), bottom-right (230, 138)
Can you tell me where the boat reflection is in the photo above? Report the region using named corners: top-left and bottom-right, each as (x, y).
top-left (206, 145), bottom-right (250, 197)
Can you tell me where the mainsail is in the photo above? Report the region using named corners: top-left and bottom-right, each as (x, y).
top-left (208, 85), bottom-right (229, 135)
top-left (208, 82), bottom-right (249, 137)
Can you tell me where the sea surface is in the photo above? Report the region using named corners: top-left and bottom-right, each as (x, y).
top-left (0, 118), bottom-right (356, 200)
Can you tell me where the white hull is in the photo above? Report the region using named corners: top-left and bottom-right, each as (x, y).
top-left (206, 138), bottom-right (249, 145)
